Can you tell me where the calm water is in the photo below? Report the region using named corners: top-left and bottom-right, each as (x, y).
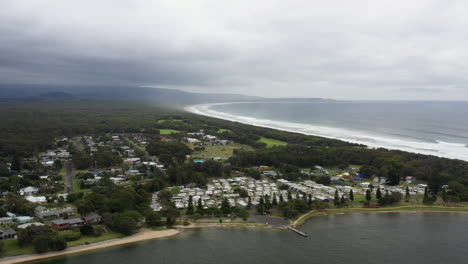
top-left (39, 213), bottom-right (468, 264)
top-left (186, 101), bottom-right (468, 161)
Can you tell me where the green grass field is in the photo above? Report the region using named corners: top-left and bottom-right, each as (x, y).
top-left (218, 129), bottom-right (231, 133)
top-left (159, 129), bottom-right (180, 135)
top-left (258, 137), bottom-right (287, 147)
top-left (67, 232), bottom-right (124, 247)
top-left (157, 119), bottom-right (183, 123)
top-left (1, 240), bottom-right (34, 257)
top-left (190, 144), bottom-right (246, 159)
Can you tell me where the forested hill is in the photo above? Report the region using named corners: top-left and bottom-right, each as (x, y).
top-left (0, 84), bottom-right (260, 107)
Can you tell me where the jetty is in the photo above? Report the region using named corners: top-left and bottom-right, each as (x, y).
top-left (287, 226), bottom-right (308, 237)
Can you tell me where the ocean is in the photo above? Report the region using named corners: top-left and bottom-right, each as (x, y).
top-left (186, 100), bottom-right (468, 161)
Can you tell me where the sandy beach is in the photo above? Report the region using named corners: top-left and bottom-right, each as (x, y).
top-left (0, 229), bottom-right (180, 264)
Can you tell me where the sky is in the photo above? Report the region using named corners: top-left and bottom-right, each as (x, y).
top-left (1, 0), bottom-right (468, 100)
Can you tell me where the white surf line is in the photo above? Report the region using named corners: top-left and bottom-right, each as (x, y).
top-left (184, 102), bottom-right (468, 161)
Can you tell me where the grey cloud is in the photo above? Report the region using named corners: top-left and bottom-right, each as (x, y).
top-left (0, 0), bottom-right (468, 100)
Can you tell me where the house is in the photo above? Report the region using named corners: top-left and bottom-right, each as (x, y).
top-left (17, 222), bottom-right (45, 229)
top-left (0, 228), bottom-right (16, 240)
top-left (0, 217), bottom-right (14, 225)
top-left (405, 176), bottom-right (416, 184)
top-left (186, 138), bottom-right (201, 145)
top-left (26, 196), bottom-right (47, 203)
top-left (50, 218), bottom-right (84, 231)
top-left (82, 214), bottom-right (102, 225)
top-left (19, 186), bottom-right (38, 196)
top-left (35, 206), bottom-right (76, 220)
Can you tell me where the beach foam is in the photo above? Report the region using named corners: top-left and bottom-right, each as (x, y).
top-left (185, 102), bottom-right (468, 161)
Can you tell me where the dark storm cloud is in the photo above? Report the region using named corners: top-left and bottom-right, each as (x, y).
top-left (1, 0), bottom-right (468, 100)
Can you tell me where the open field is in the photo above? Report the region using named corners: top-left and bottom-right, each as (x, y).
top-left (67, 232), bottom-right (124, 248)
top-left (258, 137), bottom-right (287, 147)
top-left (159, 129), bottom-right (180, 135)
top-left (190, 144), bottom-right (247, 159)
top-left (157, 119), bottom-right (183, 123)
top-left (217, 129), bottom-right (231, 133)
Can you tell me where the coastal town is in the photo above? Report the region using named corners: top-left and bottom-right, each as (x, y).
top-left (0, 109), bottom-right (466, 263)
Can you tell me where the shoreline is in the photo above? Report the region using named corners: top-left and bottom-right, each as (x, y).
top-left (292, 206), bottom-right (468, 227)
top-left (0, 222), bottom-right (272, 264)
top-left (184, 103), bottom-right (468, 161)
top-left (0, 229), bottom-right (180, 264)
top-left (2, 209), bottom-right (468, 263)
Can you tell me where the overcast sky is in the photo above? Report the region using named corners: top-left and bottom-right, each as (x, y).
top-left (1, 0), bottom-right (468, 100)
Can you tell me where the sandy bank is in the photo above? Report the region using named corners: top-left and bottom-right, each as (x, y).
top-left (0, 229), bottom-right (179, 264)
top-left (176, 222), bottom-right (271, 229)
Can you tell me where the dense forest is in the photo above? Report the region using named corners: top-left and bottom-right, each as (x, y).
top-left (1, 102), bottom-right (468, 200)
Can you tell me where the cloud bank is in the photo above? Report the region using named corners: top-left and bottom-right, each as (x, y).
top-left (1, 0), bottom-right (467, 100)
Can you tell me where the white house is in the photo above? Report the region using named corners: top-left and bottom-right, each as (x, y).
top-left (19, 186), bottom-right (38, 196)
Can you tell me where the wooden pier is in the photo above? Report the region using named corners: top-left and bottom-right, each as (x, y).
top-left (287, 226), bottom-right (308, 237)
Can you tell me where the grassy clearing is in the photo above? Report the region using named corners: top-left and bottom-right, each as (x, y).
top-left (157, 119), bottom-right (183, 123)
top-left (159, 129), bottom-right (180, 135)
top-left (1, 240), bottom-right (34, 257)
top-left (218, 129), bottom-right (231, 133)
top-left (67, 232), bottom-right (124, 247)
top-left (258, 137), bottom-right (287, 148)
top-left (190, 144), bottom-right (247, 159)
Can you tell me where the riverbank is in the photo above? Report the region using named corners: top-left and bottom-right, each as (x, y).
top-left (292, 205), bottom-right (468, 227)
top-left (0, 229), bottom-right (180, 264)
top-left (176, 222), bottom-right (272, 229)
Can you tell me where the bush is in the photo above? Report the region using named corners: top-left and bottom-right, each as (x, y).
top-left (80, 224), bottom-right (94, 236)
top-left (33, 235), bottom-right (67, 253)
top-left (92, 226), bottom-right (105, 237)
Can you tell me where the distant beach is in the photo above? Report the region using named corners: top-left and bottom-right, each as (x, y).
top-left (185, 101), bottom-right (468, 161)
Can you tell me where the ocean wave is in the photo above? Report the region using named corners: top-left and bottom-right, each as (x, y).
top-left (185, 103), bottom-right (468, 161)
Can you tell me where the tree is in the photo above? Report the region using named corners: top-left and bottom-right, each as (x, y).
top-left (145, 211), bottom-right (161, 226)
top-left (157, 190), bottom-right (173, 206)
top-left (287, 191), bottom-right (292, 200)
top-left (349, 190), bottom-right (354, 201)
top-left (221, 198), bottom-right (231, 215)
top-left (196, 198), bottom-right (204, 214)
top-left (365, 189), bottom-right (372, 201)
top-left (80, 224), bottom-right (94, 236)
top-left (272, 194), bottom-right (278, 206)
top-left (334, 189), bottom-right (340, 206)
top-left (376, 188), bottom-right (382, 200)
top-left (257, 197), bottom-right (265, 214)
top-left (53, 159), bottom-right (63, 170)
top-left (405, 186), bottom-right (410, 201)
top-left (340, 195), bottom-right (346, 205)
top-left (423, 187), bottom-right (433, 205)
top-left (238, 209), bottom-right (250, 221)
top-left (186, 195), bottom-right (194, 215)
top-left (163, 207), bottom-right (180, 226)
top-left (112, 210), bottom-right (143, 235)
top-left (279, 194), bottom-right (284, 202)
top-left (247, 197), bottom-right (252, 209)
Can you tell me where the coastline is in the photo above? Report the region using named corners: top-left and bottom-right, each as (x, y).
top-left (0, 229), bottom-right (180, 264)
top-left (0, 222), bottom-right (272, 264)
top-left (184, 103), bottom-right (468, 161)
top-left (292, 205), bottom-right (468, 227)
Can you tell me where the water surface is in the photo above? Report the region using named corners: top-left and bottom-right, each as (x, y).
top-left (39, 213), bottom-right (468, 264)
